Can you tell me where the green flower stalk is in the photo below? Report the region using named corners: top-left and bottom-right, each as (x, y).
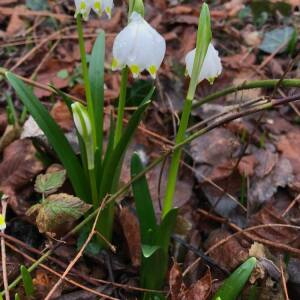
top-left (163, 3), bottom-right (220, 217)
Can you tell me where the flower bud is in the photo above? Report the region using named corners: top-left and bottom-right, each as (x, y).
top-left (71, 102), bottom-right (94, 170)
top-left (71, 102), bottom-right (92, 139)
top-left (112, 12), bottom-right (166, 79)
top-left (185, 43), bottom-right (222, 84)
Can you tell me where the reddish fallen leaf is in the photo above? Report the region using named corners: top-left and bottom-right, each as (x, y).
top-left (277, 130), bottom-right (300, 191)
top-left (169, 261), bottom-right (212, 300)
top-left (51, 101), bottom-right (74, 132)
top-left (248, 204), bottom-right (300, 246)
top-left (238, 155), bottom-right (257, 177)
top-left (184, 271), bottom-right (212, 300)
top-left (204, 229), bottom-right (249, 272)
top-left (5, 5), bottom-right (25, 35)
top-left (34, 59), bottom-right (73, 98)
top-left (169, 261), bottom-right (186, 300)
top-left (0, 139), bottom-right (44, 214)
top-left (119, 206), bottom-right (141, 267)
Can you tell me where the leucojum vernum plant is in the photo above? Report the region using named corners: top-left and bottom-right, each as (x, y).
top-left (1, 0), bottom-right (277, 298)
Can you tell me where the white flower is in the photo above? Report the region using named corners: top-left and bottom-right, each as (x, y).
top-left (74, 0), bottom-right (92, 21)
top-left (71, 103), bottom-right (91, 138)
top-left (112, 12), bottom-right (166, 79)
top-left (0, 214), bottom-right (6, 231)
top-left (92, 0), bottom-right (114, 18)
top-left (185, 43), bottom-right (222, 84)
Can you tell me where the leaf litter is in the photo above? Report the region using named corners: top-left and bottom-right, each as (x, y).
top-left (1, 0), bottom-right (300, 299)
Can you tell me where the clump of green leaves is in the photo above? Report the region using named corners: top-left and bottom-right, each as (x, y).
top-left (27, 170), bottom-right (91, 233)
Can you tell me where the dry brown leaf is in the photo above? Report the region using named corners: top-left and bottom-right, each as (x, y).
top-left (169, 261), bottom-right (186, 300)
top-left (34, 59), bottom-right (73, 98)
top-left (119, 207), bottom-right (141, 267)
top-left (205, 229), bottom-right (249, 272)
top-left (248, 204), bottom-right (300, 246)
top-left (277, 130), bottom-right (300, 191)
top-left (169, 261), bottom-right (212, 300)
top-left (51, 101), bottom-right (73, 132)
top-left (184, 272), bottom-right (212, 300)
top-left (0, 139), bottom-right (44, 214)
top-left (6, 5), bottom-right (25, 35)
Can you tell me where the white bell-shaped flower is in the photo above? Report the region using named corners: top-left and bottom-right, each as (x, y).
top-left (74, 0), bottom-right (92, 21)
top-left (92, 0), bottom-right (113, 18)
top-left (112, 12), bottom-right (166, 79)
top-left (185, 43), bottom-right (222, 84)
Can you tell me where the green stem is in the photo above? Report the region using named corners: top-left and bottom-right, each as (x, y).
top-left (192, 79), bottom-right (300, 109)
top-left (162, 98), bottom-right (193, 217)
top-left (89, 168), bottom-right (98, 208)
top-left (114, 67), bottom-right (129, 146)
top-left (76, 14), bottom-right (97, 149)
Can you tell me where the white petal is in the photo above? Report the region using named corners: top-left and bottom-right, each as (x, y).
top-left (91, 0), bottom-right (102, 15)
top-left (185, 43), bottom-right (222, 84)
top-left (112, 12), bottom-right (166, 78)
top-left (112, 19), bottom-right (140, 68)
top-left (74, 0), bottom-right (92, 20)
top-left (102, 0), bottom-right (114, 18)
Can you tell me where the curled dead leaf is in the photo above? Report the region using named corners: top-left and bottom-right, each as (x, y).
top-left (27, 193), bottom-right (91, 233)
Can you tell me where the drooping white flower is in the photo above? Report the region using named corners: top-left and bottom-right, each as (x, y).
top-left (185, 43), bottom-right (222, 84)
top-left (74, 0), bottom-right (92, 21)
top-left (92, 0), bottom-right (113, 18)
top-left (112, 12), bottom-right (166, 79)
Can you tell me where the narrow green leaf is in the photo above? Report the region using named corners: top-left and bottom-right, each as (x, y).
top-left (89, 31), bottom-right (105, 159)
top-left (20, 265), bottom-right (34, 297)
top-left (6, 72), bottom-right (90, 201)
top-left (14, 293), bottom-right (20, 300)
top-left (157, 208), bottom-right (178, 253)
top-left (212, 257), bottom-right (257, 300)
top-left (131, 152), bottom-right (157, 243)
top-left (99, 87), bottom-right (154, 199)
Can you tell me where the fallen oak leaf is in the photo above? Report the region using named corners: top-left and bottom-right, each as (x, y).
top-left (27, 193), bottom-right (91, 233)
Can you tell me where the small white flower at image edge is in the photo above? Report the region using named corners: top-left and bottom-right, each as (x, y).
top-left (112, 12), bottom-right (166, 79)
top-left (0, 214), bottom-right (6, 231)
top-left (74, 0), bottom-right (92, 20)
top-left (185, 43), bottom-right (222, 84)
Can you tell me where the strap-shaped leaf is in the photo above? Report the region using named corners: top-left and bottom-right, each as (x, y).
top-left (89, 31), bottom-right (105, 158)
top-left (20, 265), bottom-right (34, 297)
top-left (212, 257), bottom-right (257, 300)
top-left (157, 208), bottom-right (178, 253)
top-left (6, 72), bottom-right (90, 201)
top-left (131, 152), bottom-right (157, 243)
top-left (99, 87), bottom-right (155, 199)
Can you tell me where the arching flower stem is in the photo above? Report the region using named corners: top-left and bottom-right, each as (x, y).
top-left (162, 3), bottom-right (212, 218)
top-left (114, 66), bottom-right (129, 146)
top-left (76, 14), bottom-right (98, 205)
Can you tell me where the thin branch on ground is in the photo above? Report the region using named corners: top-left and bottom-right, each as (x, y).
top-left (44, 197), bottom-right (110, 300)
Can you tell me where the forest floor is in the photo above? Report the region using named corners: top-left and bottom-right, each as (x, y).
top-left (0, 0), bottom-right (300, 299)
